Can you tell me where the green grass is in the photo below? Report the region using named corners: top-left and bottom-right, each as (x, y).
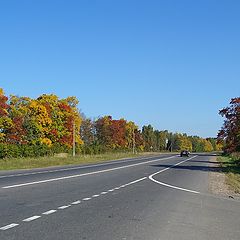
top-left (0, 152), bottom-right (155, 171)
top-left (218, 156), bottom-right (240, 193)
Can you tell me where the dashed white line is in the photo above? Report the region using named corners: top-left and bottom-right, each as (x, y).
top-left (2, 156), bottom-right (175, 189)
top-left (58, 205), bottom-right (71, 210)
top-left (0, 176), bottom-right (148, 231)
top-left (101, 191), bottom-right (108, 195)
top-left (23, 216), bottom-right (41, 222)
top-left (42, 210), bottom-right (57, 215)
top-left (82, 198), bottom-right (91, 201)
top-left (71, 200), bottom-right (81, 205)
top-left (124, 177), bottom-right (147, 186)
top-left (92, 194), bottom-right (100, 198)
top-left (0, 223), bottom-right (19, 231)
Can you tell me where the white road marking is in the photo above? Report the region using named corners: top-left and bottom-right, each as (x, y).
top-left (149, 179), bottom-right (200, 194)
top-left (82, 198), bottom-right (91, 201)
top-left (2, 156), bottom-right (175, 189)
top-left (108, 189), bottom-right (114, 192)
top-left (23, 216), bottom-right (41, 222)
top-left (124, 177), bottom-right (147, 186)
top-left (42, 210), bottom-right (57, 215)
top-left (71, 200), bottom-right (81, 205)
top-left (0, 223), bottom-right (19, 230)
top-left (148, 156), bottom-right (200, 194)
top-left (114, 187), bottom-right (120, 190)
top-left (58, 205), bottom-right (71, 210)
top-left (0, 176), bottom-right (148, 231)
top-left (92, 194), bottom-right (100, 198)
top-left (0, 155), bottom-right (167, 179)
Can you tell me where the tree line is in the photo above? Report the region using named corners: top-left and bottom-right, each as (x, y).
top-left (0, 88), bottom-right (221, 158)
top-left (81, 117), bottom-right (221, 154)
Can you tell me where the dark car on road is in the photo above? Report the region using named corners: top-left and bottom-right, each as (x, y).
top-left (180, 150), bottom-right (190, 157)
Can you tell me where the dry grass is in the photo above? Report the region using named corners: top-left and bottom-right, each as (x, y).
top-left (0, 152), bottom-right (151, 171)
top-left (218, 156), bottom-right (240, 194)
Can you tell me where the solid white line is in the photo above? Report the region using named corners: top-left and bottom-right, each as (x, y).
top-left (0, 223), bottom-right (19, 231)
top-left (71, 200), bottom-right (81, 205)
top-left (108, 189), bottom-right (114, 192)
top-left (42, 210), bottom-right (57, 215)
top-left (82, 198), bottom-right (91, 201)
top-left (149, 156), bottom-right (200, 194)
top-left (101, 192), bottom-right (108, 194)
top-left (0, 155), bottom-right (167, 179)
top-left (23, 216), bottom-right (41, 222)
top-left (149, 178), bottom-right (200, 194)
top-left (58, 205), bottom-right (71, 210)
top-left (2, 156), bottom-right (175, 189)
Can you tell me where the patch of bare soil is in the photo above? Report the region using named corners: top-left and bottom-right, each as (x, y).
top-left (208, 157), bottom-right (239, 200)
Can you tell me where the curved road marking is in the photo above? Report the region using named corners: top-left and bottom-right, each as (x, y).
top-left (149, 178), bottom-right (200, 194)
top-left (148, 155), bottom-right (200, 194)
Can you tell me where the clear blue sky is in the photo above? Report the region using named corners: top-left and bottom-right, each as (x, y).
top-left (0, 0), bottom-right (239, 138)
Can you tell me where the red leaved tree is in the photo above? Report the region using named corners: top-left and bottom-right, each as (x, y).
top-left (218, 97), bottom-right (240, 153)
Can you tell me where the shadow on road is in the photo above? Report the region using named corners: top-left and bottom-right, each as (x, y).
top-left (151, 163), bottom-right (222, 173)
top-left (151, 158), bottom-right (239, 174)
top-left (190, 153), bottom-right (222, 157)
top-left (187, 160), bottom-right (236, 165)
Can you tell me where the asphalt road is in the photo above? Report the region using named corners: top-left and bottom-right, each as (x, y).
top-left (0, 154), bottom-right (239, 240)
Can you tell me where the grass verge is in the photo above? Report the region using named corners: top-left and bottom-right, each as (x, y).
top-left (218, 156), bottom-right (240, 194)
top-left (0, 152), bottom-right (156, 171)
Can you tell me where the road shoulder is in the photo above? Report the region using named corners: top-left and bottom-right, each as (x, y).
top-left (208, 156), bottom-right (240, 200)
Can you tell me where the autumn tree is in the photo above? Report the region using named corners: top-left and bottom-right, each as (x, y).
top-left (95, 116), bottom-right (113, 149)
top-left (6, 95), bottom-right (30, 144)
top-left (80, 118), bottom-right (95, 146)
top-left (0, 88), bottom-right (12, 142)
top-left (218, 97), bottom-right (240, 153)
top-left (37, 94), bottom-right (83, 148)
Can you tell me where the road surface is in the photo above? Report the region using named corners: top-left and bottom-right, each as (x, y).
top-left (0, 154), bottom-right (239, 240)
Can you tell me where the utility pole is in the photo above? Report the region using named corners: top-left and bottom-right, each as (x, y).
top-left (73, 120), bottom-right (76, 157)
top-left (132, 128), bottom-right (136, 154)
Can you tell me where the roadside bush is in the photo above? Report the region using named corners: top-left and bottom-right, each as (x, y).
top-left (0, 143), bottom-right (74, 159)
top-left (230, 152), bottom-right (240, 164)
top-left (80, 144), bottom-right (106, 155)
top-left (0, 142), bottom-right (135, 159)
top-left (0, 144), bottom-right (21, 158)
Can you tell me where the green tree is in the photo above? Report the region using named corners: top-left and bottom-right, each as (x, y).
top-left (142, 125), bottom-right (156, 151)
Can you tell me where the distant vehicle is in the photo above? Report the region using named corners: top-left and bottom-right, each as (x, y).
top-left (180, 150), bottom-right (190, 157)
